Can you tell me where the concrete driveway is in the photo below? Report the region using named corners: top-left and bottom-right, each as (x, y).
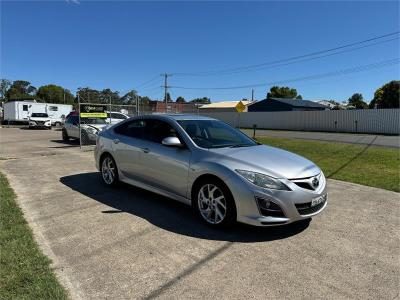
top-left (1, 127), bottom-right (399, 299)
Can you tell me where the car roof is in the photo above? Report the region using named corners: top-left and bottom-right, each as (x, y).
top-left (150, 114), bottom-right (217, 121)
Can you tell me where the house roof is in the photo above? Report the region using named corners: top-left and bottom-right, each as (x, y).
top-left (266, 98), bottom-right (328, 108)
top-left (199, 100), bottom-right (254, 109)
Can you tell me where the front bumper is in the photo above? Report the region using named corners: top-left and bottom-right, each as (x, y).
top-left (29, 121), bottom-right (51, 128)
top-left (225, 173), bottom-right (328, 226)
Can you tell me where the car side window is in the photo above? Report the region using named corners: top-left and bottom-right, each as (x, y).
top-left (23, 105), bottom-right (28, 111)
top-left (111, 113), bottom-right (126, 119)
top-left (145, 120), bottom-right (179, 144)
top-left (66, 116), bottom-right (78, 124)
top-left (114, 119), bottom-right (147, 139)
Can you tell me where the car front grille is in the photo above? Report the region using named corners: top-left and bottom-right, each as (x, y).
top-left (290, 174), bottom-right (322, 191)
top-left (293, 181), bottom-right (314, 190)
top-left (37, 121), bottom-right (45, 125)
top-left (295, 200), bottom-right (326, 215)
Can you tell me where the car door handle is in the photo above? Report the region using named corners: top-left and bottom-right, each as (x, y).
top-left (141, 147), bottom-right (150, 153)
top-left (113, 139), bottom-right (120, 144)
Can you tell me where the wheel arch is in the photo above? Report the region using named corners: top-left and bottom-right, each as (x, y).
top-left (190, 173), bottom-right (234, 204)
top-left (99, 151), bottom-right (115, 166)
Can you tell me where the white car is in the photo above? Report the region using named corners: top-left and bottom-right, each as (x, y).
top-left (28, 113), bottom-right (52, 129)
top-left (105, 111), bottom-right (129, 125)
top-left (62, 115), bottom-right (108, 144)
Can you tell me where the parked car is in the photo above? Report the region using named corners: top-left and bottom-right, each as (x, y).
top-left (105, 111), bottom-right (129, 125)
top-left (28, 113), bottom-right (52, 129)
top-left (94, 114), bottom-right (327, 228)
top-left (62, 115), bottom-right (108, 144)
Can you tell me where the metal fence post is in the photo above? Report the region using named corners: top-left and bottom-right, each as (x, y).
top-left (78, 93), bottom-right (82, 150)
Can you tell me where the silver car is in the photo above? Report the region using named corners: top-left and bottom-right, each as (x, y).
top-left (94, 114), bottom-right (327, 227)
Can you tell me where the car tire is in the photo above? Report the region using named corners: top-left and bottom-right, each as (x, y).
top-left (62, 129), bottom-right (69, 142)
top-left (100, 155), bottom-right (119, 186)
top-left (193, 178), bottom-right (237, 228)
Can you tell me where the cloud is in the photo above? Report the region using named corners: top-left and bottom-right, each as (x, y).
top-left (66, 0), bottom-right (80, 4)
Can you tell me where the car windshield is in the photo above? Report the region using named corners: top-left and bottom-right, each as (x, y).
top-left (178, 119), bottom-right (258, 148)
top-left (31, 113), bottom-right (48, 118)
top-left (81, 118), bottom-right (107, 125)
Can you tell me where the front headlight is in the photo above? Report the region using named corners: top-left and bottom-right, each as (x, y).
top-left (85, 127), bottom-right (95, 134)
top-left (236, 169), bottom-right (290, 190)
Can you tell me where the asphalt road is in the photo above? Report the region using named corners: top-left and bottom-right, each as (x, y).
top-left (1, 127), bottom-right (399, 300)
top-left (242, 129), bottom-right (400, 148)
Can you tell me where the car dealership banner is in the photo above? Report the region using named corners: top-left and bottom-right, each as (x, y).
top-left (80, 105), bottom-right (107, 118)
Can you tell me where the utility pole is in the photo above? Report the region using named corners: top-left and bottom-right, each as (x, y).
top-left (161, 73), bottom-right (172, 113)
top-left (251, 89), bottom-right (254, 101)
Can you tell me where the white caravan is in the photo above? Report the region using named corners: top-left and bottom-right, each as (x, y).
top-left (3, 100), bottom-right (73, 125)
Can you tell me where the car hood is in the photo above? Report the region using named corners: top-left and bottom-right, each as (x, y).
top-left (209, 145), bottom-right (320, 179)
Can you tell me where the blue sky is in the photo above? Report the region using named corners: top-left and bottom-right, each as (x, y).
top-left (1, 1), bottom-right (399, 103)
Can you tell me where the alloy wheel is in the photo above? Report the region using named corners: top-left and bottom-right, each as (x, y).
top-left (102, 157), bottom-right (115, 185)
top-left (197, 184), bottom-right (227, 224)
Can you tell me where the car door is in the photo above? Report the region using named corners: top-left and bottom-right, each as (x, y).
top-left (64, 116), bottom-right (74, 137)
top-left (67, 116), bottom-right (80, 138)
top-left (111, 119), bottom-right (148, 180)
top-left (136, 119), bottom-right (191, 198)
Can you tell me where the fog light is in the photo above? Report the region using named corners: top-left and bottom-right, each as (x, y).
top-left (255, 197), bottom-right (284, 217)
top-left (260, 199), bottom-right (271, 209)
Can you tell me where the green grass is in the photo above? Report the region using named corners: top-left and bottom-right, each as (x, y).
top-left (257, 137), bottom-right (400, 192)
top-left (0, 172), bottom-right (68, 300)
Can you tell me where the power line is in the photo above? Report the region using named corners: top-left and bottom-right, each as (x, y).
top-left (134, 75), bottom-right (160, 90)
top-left (213, 37), bottom-right (398, 75)
top-left (170, 58), bottom-right (399, 90)
top-left (173, 31), bottom-right (400, 76)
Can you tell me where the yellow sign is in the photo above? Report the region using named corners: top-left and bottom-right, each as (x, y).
top-left (80, 112), bottom-right (107, 118)
top-left (235, 101), bottom-right (246, 113)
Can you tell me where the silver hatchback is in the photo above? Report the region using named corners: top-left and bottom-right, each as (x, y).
top-left (94, 114), bottom-right (327, 227)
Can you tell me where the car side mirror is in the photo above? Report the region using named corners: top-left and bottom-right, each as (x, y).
top-left (162, 137), bottom-right (183, 147)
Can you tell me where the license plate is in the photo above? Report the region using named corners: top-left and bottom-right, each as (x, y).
top-left (311, 194), bottom-right (326, 207)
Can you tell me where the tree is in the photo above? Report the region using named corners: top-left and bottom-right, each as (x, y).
top-left (99, 88), bottom-right (120, 104)
top-left (120, 90), bottom-right (138, 104)
top-left (36, 84), bottom-right (75, 104)
top-left (347, 93), bottom-right (367, 109)
top-left (369, 80), bottom-right (400, 109)
top-left (139, 96), bottom-right (151, 106)
top-left (0, 79), bottom-right (11, 100)
top-left (267, 86), bottom-right (302, 99)
top-left (5, 80), bottom-right (36, 100)
top-left (76, 87), bottom-right (101, 103)
top-left (165, 92), bottom-right (173, 102)
top-left (176, 96), bottom-right (186, 103)
top-left (191, 97), bottom-right (210, 104)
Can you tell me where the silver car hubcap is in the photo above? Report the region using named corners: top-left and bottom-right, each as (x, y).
top-left (102, 157), bottom-right (115, 184)
top-left (198, 184), bottom-right (227, 224)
